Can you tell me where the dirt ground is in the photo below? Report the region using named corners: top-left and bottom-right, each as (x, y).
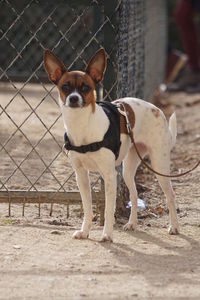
top-left (0, 84), bottom-right (200, 299)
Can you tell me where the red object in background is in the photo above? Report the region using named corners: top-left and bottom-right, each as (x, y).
top-left (174, 0), bottom-right (200, 70)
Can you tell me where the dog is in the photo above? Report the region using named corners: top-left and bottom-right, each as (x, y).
top-left (44, 48), bottom-right (179, 242)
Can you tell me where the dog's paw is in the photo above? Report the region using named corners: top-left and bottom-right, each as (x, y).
top-left (100, 234), bottom-right (113, 243)
top-left (123, 222), bottom-right (136, 231)
top-left (73, 230), bottom-right (89, 240)
top-left (168, 225), bottom-right (180, 235)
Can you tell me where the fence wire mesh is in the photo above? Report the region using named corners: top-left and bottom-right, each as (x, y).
top-left (0, 0), bottom-right (167, 220)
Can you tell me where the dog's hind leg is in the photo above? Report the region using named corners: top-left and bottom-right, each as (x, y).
top-left (123, 144), bottom-right (147, 231)
top-left (73, 167), bottom-right (92, 239)
top-left (149, 149), bottom-right (180, 235)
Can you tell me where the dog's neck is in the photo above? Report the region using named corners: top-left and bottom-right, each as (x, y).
top-left (59, 99), bottom-right (109, 146)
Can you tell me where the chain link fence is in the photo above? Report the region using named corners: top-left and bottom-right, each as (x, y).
top-left (0, 0), bottom-right (167, 221)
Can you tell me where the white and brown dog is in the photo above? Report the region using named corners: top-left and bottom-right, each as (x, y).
top-left (44, 48), bottom-right (179, 242)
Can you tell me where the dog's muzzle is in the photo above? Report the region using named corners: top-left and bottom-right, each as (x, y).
top-left (69, 95), bottom-right (79, 107)
top-left (67, 92), bottom-right (84, 108)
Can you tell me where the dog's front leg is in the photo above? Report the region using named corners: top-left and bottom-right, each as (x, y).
top-left (101, 170), bottom-right (117, 242)
top-left (73, 167), bottom-right (92, 239)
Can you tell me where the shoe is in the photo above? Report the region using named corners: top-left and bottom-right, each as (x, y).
top-left (185, 83), bottom-right (200, 93)
top-left (167, 68), bottom-right (200, 92)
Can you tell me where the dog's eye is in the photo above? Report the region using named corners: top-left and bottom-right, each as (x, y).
top-left (81, 84), bottom-right (91, 93)
top-left (62, 82), bottom-right (71, 93)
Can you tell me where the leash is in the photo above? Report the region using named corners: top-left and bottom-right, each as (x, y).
top-left (118, 102), bottom-right (200, 178)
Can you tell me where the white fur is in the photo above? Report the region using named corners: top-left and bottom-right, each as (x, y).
top-left (169, 112), bottom-right (177, 147)
top-left (60, 97), bottom-right (180, 241)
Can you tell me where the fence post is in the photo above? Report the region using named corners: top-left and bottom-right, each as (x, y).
top-left (103, 0), bottom-right (119, 102)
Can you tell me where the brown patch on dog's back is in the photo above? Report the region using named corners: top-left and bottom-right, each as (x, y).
top-left (151, 108), bottom-right (160, 118)
top-left (113, 100), bottom-right (135, 134)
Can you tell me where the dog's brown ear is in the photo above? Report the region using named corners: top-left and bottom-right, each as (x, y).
top-left (85, 48), bottom-right (107, 83)
top-left (44, 49), bottom-right (66, 84)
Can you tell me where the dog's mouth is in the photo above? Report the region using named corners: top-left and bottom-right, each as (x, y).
top-left (68, 102), bottom-right (81, 108)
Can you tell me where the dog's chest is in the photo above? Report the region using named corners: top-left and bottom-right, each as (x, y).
top-left (69, 132), bottom-right (131, 171)
top-left (69, 150), bottom-right (107, 172)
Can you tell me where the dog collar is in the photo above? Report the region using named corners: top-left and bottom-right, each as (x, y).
top-left (64, 101), bottom-right (121, 159)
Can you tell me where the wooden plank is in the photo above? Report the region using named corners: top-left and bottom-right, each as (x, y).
top-left (0, 190), bottom-right (104, 204)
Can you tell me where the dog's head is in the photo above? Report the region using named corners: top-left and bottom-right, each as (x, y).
top-left (44, 48), bottom-right (106, 112)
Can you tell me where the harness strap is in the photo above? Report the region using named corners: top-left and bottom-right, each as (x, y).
top-left (64, 101), bottom-right (121, 159)
top-left (64, 132), bottom-right (106, 154)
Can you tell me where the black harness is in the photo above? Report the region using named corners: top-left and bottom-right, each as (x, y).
top-left (64, 101), bottom-right (121, 160)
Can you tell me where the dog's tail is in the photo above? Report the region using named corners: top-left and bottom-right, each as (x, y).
top-left (169, 112), bottom-right (177, 148)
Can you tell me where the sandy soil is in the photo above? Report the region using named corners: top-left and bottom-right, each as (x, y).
top-left (0, 83), bottom-right (200, 299)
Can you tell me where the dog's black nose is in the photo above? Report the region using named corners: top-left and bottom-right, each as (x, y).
top-left (69, 95), bottom-right (79, 103)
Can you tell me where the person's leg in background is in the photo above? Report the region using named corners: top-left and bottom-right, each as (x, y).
top-left (174, 0), bottom-right (199, 70)
top-left (168, 0), bottom-right (200, 92)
